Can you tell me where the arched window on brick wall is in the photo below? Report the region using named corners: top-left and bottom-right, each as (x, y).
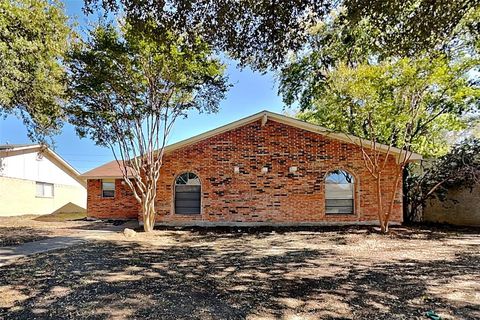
top-left (325, 170), bottom-right (355, 215)
top-left (174, 172), bottom-right (201, 214)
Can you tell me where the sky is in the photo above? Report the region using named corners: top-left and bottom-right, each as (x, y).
top-left (0, 0), bottom-right (285, 173)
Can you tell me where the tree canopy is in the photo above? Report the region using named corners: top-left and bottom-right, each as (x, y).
top-left (0, 0), bottom-right (72, 142)
top-left (292, 55), bottom-right (479, 157)
top-left (66, 22), bottom-right (228, 147)
top-left (278, 2), bottom-right (480, 157)
top-left (83, 0), bottom-right (480, 71)
top-left (343, 0), bottom-right (480, 58)
top-left (279, 4), bottom-right (480, 109)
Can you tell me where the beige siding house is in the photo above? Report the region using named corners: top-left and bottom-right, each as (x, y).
top-left (424, 185), bottom-right (480, 227)
top-left (0, 144), bottom-right (86, 216)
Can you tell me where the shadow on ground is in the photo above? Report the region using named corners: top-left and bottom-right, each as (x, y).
top-left (65, 219), bottom-right (139, 231)
top-left (0, 227), bottom-right (52, 247)
top-left (0, 229), bottom-right (479, 319)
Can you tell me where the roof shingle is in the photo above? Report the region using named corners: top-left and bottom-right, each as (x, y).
top-left (81, 160), bottom-right (132, 178)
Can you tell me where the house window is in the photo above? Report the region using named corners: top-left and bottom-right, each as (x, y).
top-left (102, 180), bottom-right (115, 198)
top-left (174, 172), bottom-right (201, 214)
top-left (325, 170), bottom-right (354, 214)
top-left (36, 182), bottom-right (54, 198)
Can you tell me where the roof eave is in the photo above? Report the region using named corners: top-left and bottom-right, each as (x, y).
top-left (82, 175), bottom-right (126, 180)
top-left (86, 110), bottom-right (424, 174)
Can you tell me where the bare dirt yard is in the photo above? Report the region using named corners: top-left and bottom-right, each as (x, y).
top-left (0, 217), bottom-right (479, 319)
top-left (0, 215), bottom-right (127, 246)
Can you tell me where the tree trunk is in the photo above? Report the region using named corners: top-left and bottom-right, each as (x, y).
top-left (380, 222), bottom-right (387, 233)
top-left (142, 198), bottom-right (156, 232)
top-left (402, 165), bottom-right (410, 222)
top-left (382, 170), bottom-right (403, 233)
top-left (382, 220), bottom-right (389, 233)
top-left (376, 174), bottom-right (386, 233)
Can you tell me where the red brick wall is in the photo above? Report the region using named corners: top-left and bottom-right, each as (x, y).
top-left (87, 179), bottom-right (139, 219)
top-left (87, 119), bottom-right (403, 224)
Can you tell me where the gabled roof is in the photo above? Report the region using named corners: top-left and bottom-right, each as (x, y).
top-left (81, 160), bottom-right (133, 179)
top-left (0, 144), bottom-right (86, 186)
top-left (0, 144), bottom-right (36, 150)
top-left (82, 110), bottom-right (422, 179)
top-left (163, 110), bottom-right (422, 159)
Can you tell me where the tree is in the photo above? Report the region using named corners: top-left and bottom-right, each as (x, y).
top-left (278, 10), bottom-right (374, 110)
top-left (294, 56), bottom-right (479, 157)
top-left (66, 23), bottom-right (229, 232)
top-left (405, 138), bottom-right (480, 222)
top-left (279, 5), bottom-right (480, 113)
top-left (279, 5), bottom-right (480, 228)
top-left (342, 0), bottom-right (480, 58)
top-left (287, 56), bottom-right (479, 232)
top-left (82, 0), bottom-right (480, 71)
top-left (0, 0), bottom-right (72, 142)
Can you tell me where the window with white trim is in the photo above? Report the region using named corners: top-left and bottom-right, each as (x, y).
top-left (36, 182), bottom-right (54, 198)
top-left (102, 180), bottom-right (115, 198)
top-left (325, 170), bottom-right (354, 214)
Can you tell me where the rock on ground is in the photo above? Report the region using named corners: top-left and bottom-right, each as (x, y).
top-left (123, 228), bottom-right (137, 238)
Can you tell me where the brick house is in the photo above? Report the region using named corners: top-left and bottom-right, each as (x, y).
top-left (82, 111), bottom-right (422, 226)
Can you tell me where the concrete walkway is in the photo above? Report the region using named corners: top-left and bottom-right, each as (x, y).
top-left (0, 221), bottom-right (140, 267)
top-left (0, 236), bottom-right (88, 267)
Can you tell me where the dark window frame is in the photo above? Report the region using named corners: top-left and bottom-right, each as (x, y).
top-left (174, 172), bottom-right (201, 215)
top-left (102, 180), bottom-right (115, 198)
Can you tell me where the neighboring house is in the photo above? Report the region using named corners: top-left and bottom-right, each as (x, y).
top-left (423, 185), bottom-right (480, 227)
top-left (82, 111), bottom-right (422, 226)
top-left (0, 144), bottom-right (86, 216)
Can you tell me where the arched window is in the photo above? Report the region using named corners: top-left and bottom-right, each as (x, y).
top-left (174, 172), bottom-right (201, 214)
top-left (325, 170), bottom-right (355, 214)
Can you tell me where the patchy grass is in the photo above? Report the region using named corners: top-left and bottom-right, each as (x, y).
top-left (0, 226), bottom-right (479, 319)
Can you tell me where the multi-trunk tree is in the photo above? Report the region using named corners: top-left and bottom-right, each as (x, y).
top-left (278, 5), bottom-right (480, 231)
top-left (66, 23), bottom-right (229, 232)
top-left (283, 56), bottom-right (479, 232)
